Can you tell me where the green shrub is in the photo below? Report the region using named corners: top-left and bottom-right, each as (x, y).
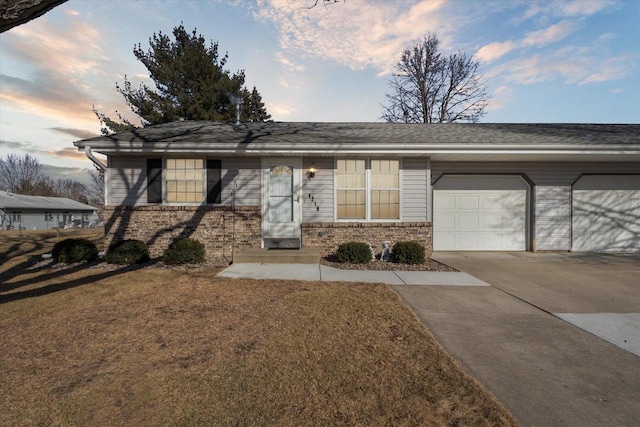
top-left (105, 239), bottom-right (150, 265)
top-left (335, 242), bottom-right (373, 264)
top-left (51, 238), bottom-right (98, 263)
top-left (163, 238), bottom-right (205, 265)
top-left (391, 241), bottom-right (426, 265)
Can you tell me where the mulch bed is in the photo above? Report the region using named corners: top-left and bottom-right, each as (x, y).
top-left (321, 257), bottom-right (457, 272)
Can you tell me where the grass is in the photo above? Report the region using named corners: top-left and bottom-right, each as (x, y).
top-left (0, 230), bottom-right (517, 426)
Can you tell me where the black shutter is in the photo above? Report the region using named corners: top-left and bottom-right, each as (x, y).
top-left (207, 160), bottom-right (222, 204)
top-left (147, 159), bottom-right (162, 203)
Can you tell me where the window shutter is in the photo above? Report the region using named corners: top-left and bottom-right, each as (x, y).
top-left (147, 159), bottom-right (162, 203)
top-left (207, 160), bottom-right (222, 204)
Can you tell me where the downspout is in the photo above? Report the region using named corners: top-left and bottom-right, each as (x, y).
top-left (84, 146), bottom-right (106, 171)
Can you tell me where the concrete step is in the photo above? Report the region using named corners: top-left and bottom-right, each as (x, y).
top-left (233, 248), bottom-right (320, 264)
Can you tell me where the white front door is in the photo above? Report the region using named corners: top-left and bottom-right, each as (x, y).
top-left (262, 158), bottom-right (302, 247)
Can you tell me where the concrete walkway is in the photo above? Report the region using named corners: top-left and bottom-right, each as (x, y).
top-left (217, 263), bottom-right (489, 286)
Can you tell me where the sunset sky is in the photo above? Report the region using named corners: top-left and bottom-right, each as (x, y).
top-left (0, 0), bottom-right (638, 182)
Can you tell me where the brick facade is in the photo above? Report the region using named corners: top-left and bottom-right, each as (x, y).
top-left (103, 206), bottom-right (433, 262)
top-left (103, 206), bottom-right (261, 261)
top-left (301, 222), bottom-right (433, 259)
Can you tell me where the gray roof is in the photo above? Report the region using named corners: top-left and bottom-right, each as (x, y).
top-left (74, 122), bottom-right (640, 162)
top-left (76, 122), bottom-right (640, 146)
top-left (0, 191), bottom-right (97, 211)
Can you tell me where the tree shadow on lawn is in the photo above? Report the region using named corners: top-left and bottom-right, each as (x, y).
top-left (0, 259), bottom-right (160, 305)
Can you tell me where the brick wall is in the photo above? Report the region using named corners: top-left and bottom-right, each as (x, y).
top-left (103, 206), bottom-right (433, 262)
top-left (103, 206), bottom-right (261, 261)
top-left (301, 222), bottom-right (433, 259)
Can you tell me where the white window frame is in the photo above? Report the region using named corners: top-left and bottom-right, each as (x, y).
top-left (163, 156), bottom-right (206, 205)
top-left (334, 158), bottom-right (402, 222)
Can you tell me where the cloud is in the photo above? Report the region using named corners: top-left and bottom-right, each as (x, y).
top-left (580, 56), bottom-right (632, 84)
top-left (266, 103), bottom-right (293, 118)
top-left (0, 11), bottom-right (134, 129)
top-left (524, 0), bottom-right (615, 19)
top-left (51, 128), bottom-right (99, 139)
top-left (277, 52), bottom-right (306, 72)
top-left (41, 164), bottom-right (95, 186)
top-left (0, 139), bottom-right (26, 150)
top-left (521, 20), bottom-right (577, 47)
top-left (487, 48), bottom-right (634, 85)
top-left (253, 0), bottom-right (449, 75)
top-left (560, 0), bottom-right (614, 17)
top-left (45, 147), bottom-right (89, 161)
top-left (486, 85), bottom-right (513, 110)
top-left (475, 41), bottom-right (517, 62)
top-left (0, 139), bottom-right (88, 161)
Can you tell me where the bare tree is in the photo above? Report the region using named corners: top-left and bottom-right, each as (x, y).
top-left (0, 153), bottom-right (46, 194)
top-left (306, 0), bottom-right (342, 9)
top-left (381, 33), bottom-right (489, 123)
top-left (52, 178), bottom-right (89, 203)
top-left (87, 170), bottom-right (105, 222)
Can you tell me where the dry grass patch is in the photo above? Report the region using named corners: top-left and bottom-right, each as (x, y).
top-left (0, 232), bottom-right (516, 426)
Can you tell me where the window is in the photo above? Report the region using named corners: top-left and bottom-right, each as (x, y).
top-left (11, 212), bottom-right (21, 222)
top-left (147, 158), bottom-right (221, 204)
top-left (166, 158), bottom-right (205, 203)
top-left (336, 159), bottom-right (400, 221)
top-left (44, 212), bottom-right (53, 221)
top-left (336, 159), bottom-right (366, 219)
top-left (371, 160), bottom-right (400, 219)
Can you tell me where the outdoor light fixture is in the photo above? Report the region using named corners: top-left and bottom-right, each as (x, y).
top-left (307, 163), bottom-right (316, 179)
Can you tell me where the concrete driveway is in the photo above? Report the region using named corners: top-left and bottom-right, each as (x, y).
top-left (391, 252), bottom-right (640, 427)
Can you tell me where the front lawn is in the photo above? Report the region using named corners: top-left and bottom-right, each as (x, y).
top-left (0, 231), bottom-right (516, 426)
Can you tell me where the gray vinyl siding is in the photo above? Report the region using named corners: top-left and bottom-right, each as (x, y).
top-left (221, 158), bottom-right (261, 206)
top-left (109, 157), bottom-right (147, 205)
top-left (535, 186), bottom-right (571, 250)
top-left (302, 158), bottom-right (334, 222)
top-left (402, 158), bottom-right (429, 221)
top-left (108, 156), bottom-right (261, 206)
top-left (431, 162), bottom-right (640, 251)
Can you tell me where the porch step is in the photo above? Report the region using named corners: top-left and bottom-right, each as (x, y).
top-left (233, 248), bottom-right (320, 264)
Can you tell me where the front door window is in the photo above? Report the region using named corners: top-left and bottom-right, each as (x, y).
top-left (269, 165), bottom-right (293, 223)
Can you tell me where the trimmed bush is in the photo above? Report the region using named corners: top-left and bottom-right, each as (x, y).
top-left (51, 238), bottom-right (98, 263)
top-left (391, 241), bottom-right (426, 265)
top-left (163, 238), bottom-right (205, 265)
top-left (335, 242), bottom-right (373, 264)
top-left (105, 239), bottom-right (150, 265)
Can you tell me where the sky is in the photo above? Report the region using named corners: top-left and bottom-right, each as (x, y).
top-left (0, 0), bottom-right (638, 183)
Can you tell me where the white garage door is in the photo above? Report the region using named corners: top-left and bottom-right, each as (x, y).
top-left (573, 175), bottom-right (640, 252)
top-left (434, 175), bottom-right (528, 251)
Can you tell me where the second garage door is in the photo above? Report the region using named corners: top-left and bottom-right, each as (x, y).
top-left (434, 175), bottom-right (529, 251)
top-left (572, 175), bottom-right (640, 252)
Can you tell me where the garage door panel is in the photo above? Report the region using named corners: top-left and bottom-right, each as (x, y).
top-left (481, 214), bottom-right (503, 230)
top-left (434, 233), bottom-right (456, 250)
top-left (434, 214), bottom-right (455, 230)
top-left (504, 193), bottom-right (526, 212)
top-left (481, 194), bottom-right (503, 211)
top-left (503, 233), bottom-right (526, 249)
top-left (458, 234), bottom-right (480, 249)
top-left (435, 194), bottom-right (455, 210)
top-left (458, 214), bottom-right (480, 230)
top-left (434, 175), bottom-right (528, 251)
top-left (572, 175), bottom-right (640, 252)
top-left (458, 195), bottom-right (480, 210)
top-left (481, 233), bottom-right (502, 248)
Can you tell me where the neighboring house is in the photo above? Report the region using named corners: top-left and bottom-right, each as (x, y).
top-left (74, 122), bottom-right (640, 260)
top-left (0, 191), bottom-right (98, 230)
